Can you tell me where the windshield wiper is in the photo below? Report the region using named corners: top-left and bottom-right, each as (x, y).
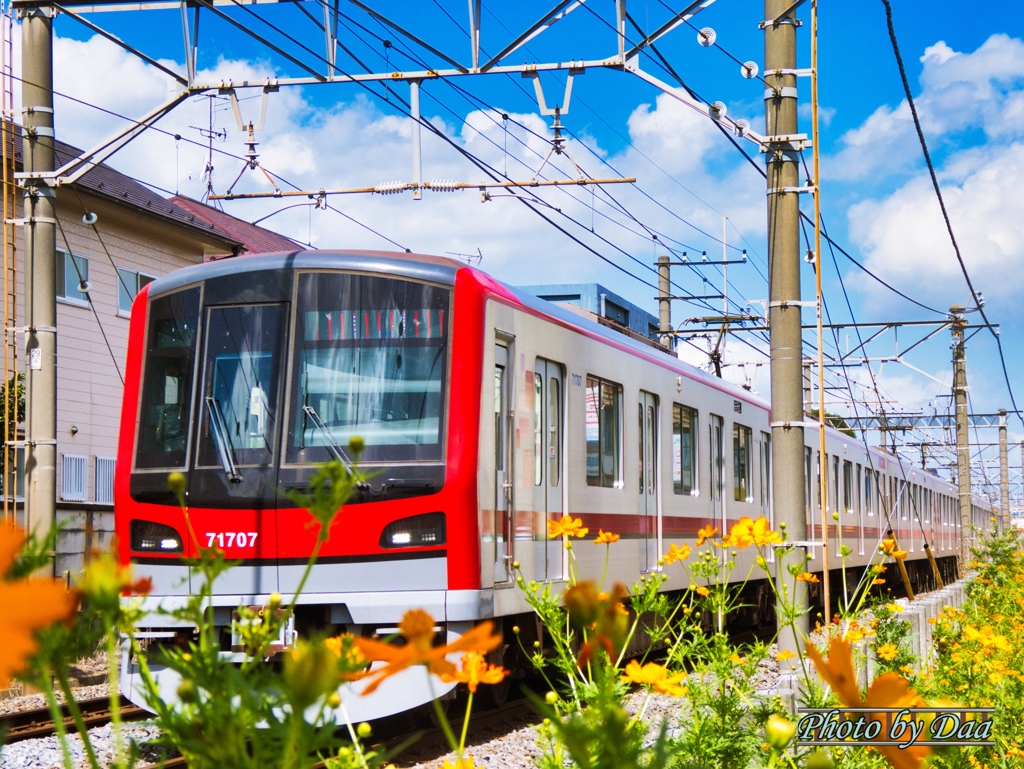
top-left (302, 404), bottom-right (357, 477)
top-left (206, 396), bottom-right (242, 483)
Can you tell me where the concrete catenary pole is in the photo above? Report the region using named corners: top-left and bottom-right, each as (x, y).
top-left (999, 409), bottom-right (1009, 532)
top-left (20, 6), bottom-right (57, 564)
top-left (765, 0), bottom-right (808, 644)
top-left (657, 255), bottom-right (671, 347)
top-left (950, 305), bottom-right (971, 568)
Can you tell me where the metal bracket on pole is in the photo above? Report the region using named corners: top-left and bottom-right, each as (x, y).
top-left (523, 64), bottom-right (584, 116)
top-left (770, 421), bottom-right (820, 429)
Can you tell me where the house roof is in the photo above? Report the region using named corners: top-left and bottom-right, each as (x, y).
top-left (169, 195), bottom-right (302, 260)
top-left (15, 136), bottom-right (242, 251)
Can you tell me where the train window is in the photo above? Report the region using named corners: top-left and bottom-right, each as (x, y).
top-left (843, 461), bottom-right (853, 513)
top-left (533, 373), bottom-right (543, 486)
top-left (831, 455), bottom-right (839, 513)
top-left (672, 404), bottom-right (697, 495)
top-left (804, 447), bottom-right (813, 515)
top-left (733, 424), bottom-right (752, 502)
top-left (585, 376), bottom-right (622, 488)
top-left (549, 378), bottom-right (560, 487)
top-left (197, 303), bottom-right (286, 469)
top-left (287, 273), bottom-right (449, 463)
top-left (864, 469), bottom-right (874, 516)
top-left (135, 287), bottom-right (201, 470)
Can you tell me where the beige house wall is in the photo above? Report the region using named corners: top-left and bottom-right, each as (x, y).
top-left (9, 187), bottom-right (231, 575)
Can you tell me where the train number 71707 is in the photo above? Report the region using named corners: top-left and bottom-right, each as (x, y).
top-left (206, 532), bottom-right (258, 548)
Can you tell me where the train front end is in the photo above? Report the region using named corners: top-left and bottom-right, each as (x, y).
top-left (115, 251), bottom-right (483, 721)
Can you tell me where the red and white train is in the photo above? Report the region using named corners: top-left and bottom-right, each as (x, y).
top-left (116, 250), bottom-right (991, 720)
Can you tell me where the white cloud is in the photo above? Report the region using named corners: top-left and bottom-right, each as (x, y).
top-left (828, 33), bottom-right (1024, 182)
top-left (848, 141), bottom-right (1024, 303)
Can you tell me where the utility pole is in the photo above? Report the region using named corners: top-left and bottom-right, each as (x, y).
top-left (999, 409), bottom-right (1009, 532)
top-left (765, 0), bottom-right (808, 643)
top-left (657, 255), bottom-right (671, 347)
top-left (20, 6), bottom-right (56, 563)
top-left (950, 305), bottom-right (971, 568)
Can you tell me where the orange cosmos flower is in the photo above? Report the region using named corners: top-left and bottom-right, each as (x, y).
top-left (723, 517), bottom-right (755, 549)
top-left (696, 524), bottom-right (719, 546)
top-left (751, 516), bottom-right (781, 545)
top-left (548, 515), bottom-right (589, 539)
top-left (662, 542), bottom-right (691, 564)
top-left (796, 572), bottom-right (819, 583)
top-left (594, 529), bottom-right (620, 545)
top-left (807, 638), bottom-right (928, 769)
top-left (873, 578), bottom-right (886, 585)
top-left (441, 651), bottom-right (507, 693)
top-left (0, 525), bottom-right (79, 684)
top-left (693, 585), bottom-right (710, 597)
top-left (353, 609), bottom-right (501, 694)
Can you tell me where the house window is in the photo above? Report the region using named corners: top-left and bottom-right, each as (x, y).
top-left (584, 375), bottom-right (622, 488)
top-left (672, 403), bottom-right (697, 495)
top-left (57, 251), bottom-right (89, 305)
top-left (733, 424), bottom-right (752, 502)
top-left (117, 268), bottom-right (155, 315)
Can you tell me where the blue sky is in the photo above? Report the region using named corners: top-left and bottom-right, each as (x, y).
top-left (32, 0), bottom-right (1024, 506)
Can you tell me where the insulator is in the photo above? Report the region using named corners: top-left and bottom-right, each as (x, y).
top-left (429, 179), bottom-right (457, 192)
top-left (709, 101), bottom-right (727, 121)
top-left (374, 181), bottom-right (405, 195)
top-left (698, 27), bottom-right (716, 47)
top-left (734, 119), bottom-right (750, 137)
top-left (741, 61), bottom-right (759, 79)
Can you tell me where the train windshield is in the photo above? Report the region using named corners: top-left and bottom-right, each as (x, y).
top-left (286, 272), bottom-right (450, 464)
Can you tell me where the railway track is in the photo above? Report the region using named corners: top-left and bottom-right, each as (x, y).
top-left (0, 696), bottom-right (149, 743)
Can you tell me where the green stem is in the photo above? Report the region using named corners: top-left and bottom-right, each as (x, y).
top-left (106, 632), bottom-right (125, 768)
top-left (338, 699), bottom-right (372, 769)
top-left (55, 666), bottom-right (103, 769)
top-left (459, 691), bottom-right (474, 753)
top-left (41, 674), bottom-right (75, 769)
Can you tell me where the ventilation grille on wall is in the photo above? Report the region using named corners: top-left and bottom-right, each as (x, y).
top-left (60, 454), bottom-right (87, 502)
top-left (95, 456), bottom-right (116, 504)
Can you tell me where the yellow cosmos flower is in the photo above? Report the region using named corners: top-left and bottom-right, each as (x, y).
top-left (729, 653), bottom-right (746, 665)
top-left (662, 542), bottom-right (691, 564)
top-left (441, 755), bottom-right (477, 769)
top-left (692, 584), bottom-right (710, 597)
top-left (886, 603), bottom-right (904, 613)
top-left (548, 515), bottom-right (589, 539)
top-left (876, 643), bottom-right (899, 661)
top-left (353, 609), bottom-right (501, 694)
top-left (324, 633), bottom-right (370, 681)
top-left (620, 660), bottom-right (686, 696)
top-left (775, 649), bottom-right (796, 662)
top-left (594, 529), bottom-right (620, 545)
top-left (440, 651), bottom-right (507, 693)
top-left (696, 524), bottom-right (719, 546)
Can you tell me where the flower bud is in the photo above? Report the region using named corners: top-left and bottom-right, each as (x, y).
top-left (327, 693), bottom-right (341, 709)
top-left (765, 714), bottom-right (796, 750)
top-left (348, 435), bottom-right (365, 457)
top-left (167, 471), bottom-right (187, 496)
top-left (832, 512), bottom-right (839, 522)
top-left (267, 592), bottom-right (282, 610)
top-left (545, 691), bottom-right (559, 705)
top-left (177, 679), bottom-right (198, 704)
top-left (803, 749), bottom-right (835, 769)
top-left (284, 639), bottom-right (339, 709)
top-left (356, 722), bottom-right (372, 739)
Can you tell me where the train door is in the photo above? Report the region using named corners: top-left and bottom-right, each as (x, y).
top-left (638, 392), bottom-right (659, 571)
top-left (709, 414), bottom-right (725, 533)
top-left (533, 359), bottom-right (565, 581)
top-left (191, 302), bottom-right (287, 595)
top-left (494, 343), bottom-right (514, 585)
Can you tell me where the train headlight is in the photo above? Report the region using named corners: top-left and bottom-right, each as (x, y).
top-left (131, 520), bottom-right (184, 553)
top-left (380, 512), bottom-right (445, 549)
